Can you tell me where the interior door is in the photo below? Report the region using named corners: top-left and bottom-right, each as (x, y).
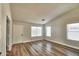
top-left (13, 24), bottom-right (24, 44)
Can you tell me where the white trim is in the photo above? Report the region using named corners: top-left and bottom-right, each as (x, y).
top-left (12, 39), bottom-right (44, 44)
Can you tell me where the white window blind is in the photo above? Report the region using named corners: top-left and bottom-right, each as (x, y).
top-left (67, 23), bottom-right (79, 41)
top-left (31, 26), bottom-right (42, 37)
top-left (46, 26), bottom-right (51, 37)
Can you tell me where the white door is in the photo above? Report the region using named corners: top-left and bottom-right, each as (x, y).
top-left (13, 24), bottom-right (24, 44)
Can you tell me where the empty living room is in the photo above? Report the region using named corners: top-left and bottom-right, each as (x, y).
top-left (0, 3), bottom-right (79, 56)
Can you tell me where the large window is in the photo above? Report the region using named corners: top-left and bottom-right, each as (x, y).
top-left (31, 26), bottom-right (42, 37)
top-left (46, 26), bottom-right (51, 37)
top-left (67, 23), bottom-right (79, 41)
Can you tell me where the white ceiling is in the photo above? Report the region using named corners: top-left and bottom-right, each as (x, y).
top-left (10, 3), bottom-right (79, 24)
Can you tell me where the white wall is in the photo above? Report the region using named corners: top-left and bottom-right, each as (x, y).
top-left (0, 3), bottom-right (12, 56)
top-left (45, 7), bottom-right (79, 49)
top-left (0, 4), bottom-right (2, 53)
top-left (13, 20), bottom-right (44, 44)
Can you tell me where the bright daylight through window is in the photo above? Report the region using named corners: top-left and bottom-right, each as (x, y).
top-left (46, 26), bottom-right (51, 37)
top-left (67, 23), bottom-right (79, 41)
top-left (31, 26), bottom-right (42, 37)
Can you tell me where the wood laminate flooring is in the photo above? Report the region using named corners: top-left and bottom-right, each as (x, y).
top-left (7, 40), bottom-right (79, 56)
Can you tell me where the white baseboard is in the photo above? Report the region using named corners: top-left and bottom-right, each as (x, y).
top-left (12, 39), bottom-right (44, 44)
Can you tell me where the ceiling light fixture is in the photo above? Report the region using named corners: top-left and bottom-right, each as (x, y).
top-left (42, 19), bottom-right (45, 21)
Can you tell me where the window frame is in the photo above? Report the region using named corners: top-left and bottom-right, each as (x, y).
top-left (46, 26), bottom-right (51, 37)
top-left (31, 26), bottom-right (43, 37)
top-left (67, 23), bottom-right (79, 41)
